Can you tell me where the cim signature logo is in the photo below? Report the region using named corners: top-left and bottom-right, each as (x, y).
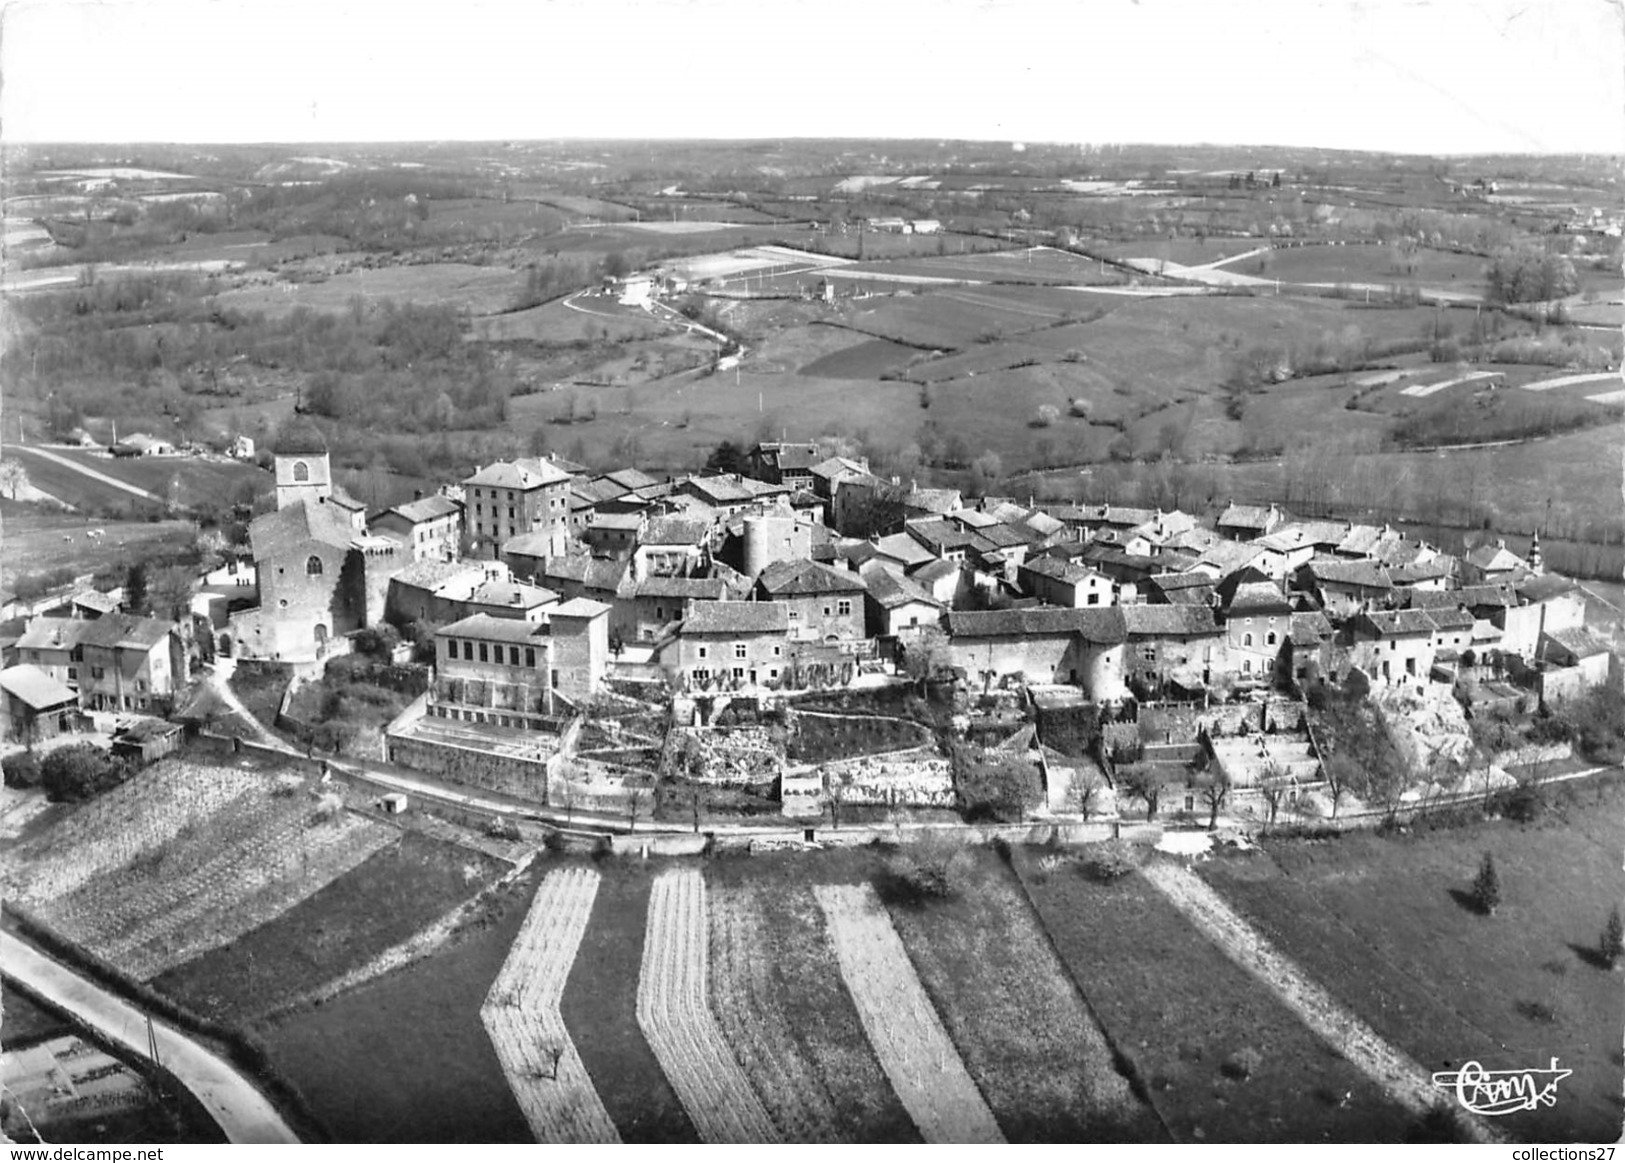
top-left (1431, 1058), bottom-right (1573, 1116)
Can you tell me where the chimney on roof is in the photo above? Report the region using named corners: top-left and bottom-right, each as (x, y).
top-left (1496, 538), bottom-right (1506, 550)
top-left (413, 489), bottom-right (423, 501)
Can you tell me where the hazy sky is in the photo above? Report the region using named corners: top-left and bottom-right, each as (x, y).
top-left (3, 0), bottom-right (1621, 153)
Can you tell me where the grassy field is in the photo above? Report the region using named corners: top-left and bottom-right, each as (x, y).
top-left (1, 447), bottom-right (266, 518)
top-left (472, 297), bottom-right (670, 344)
top-left (560, 859), bottom-right (697, 1142)
top-left (0, 508), bottom-right (196, 590)
top-left (218, 262), bottom-right (526, 317)
top-left (797, 337), bottom-right (922, 380)
top-left (1097, 238), bottom-right (1271, 265)
top-left (1008, 846), bottom-right (1418, 1143)
top-left (884, 848), bottom-right (1164, 1141)
top-left (151, 831), bottom-right (507, 1022)
top-left (256, 862), bottom-right (542, 1143)
top-left (1255, 244), bottom-right (1489, 289)
top-left (1198, 778), bottom-right (1625, 1143)
top-left (705, 857), bottom-right (919, 1142)
top-left (840, 247), bottom-right (1127, 286)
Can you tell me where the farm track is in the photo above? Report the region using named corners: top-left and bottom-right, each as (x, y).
top-left (814, 884), bottom-right (1004, 1144)
top-left (707, 883), bottom-right (848, 1142)
top-left (3, 444), bottom-right (164, 502)
top-left (1140, 862), bottom-right (1502, 1144)
top-left (0, 761), bottom-right (264, 902)
top-left (638, 869), bottom-right (779, 1143)
top-left (481, 866), bottom-right (619, 1144)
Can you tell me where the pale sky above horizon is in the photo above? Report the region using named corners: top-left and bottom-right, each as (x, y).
top-left (2, 0), bottom-right (1621, 154)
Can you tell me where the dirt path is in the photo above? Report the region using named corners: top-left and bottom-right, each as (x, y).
top-left (204, 659), bottom-right (300, 754)
top-left (1141, 862), bottom-right (1502, 1144)
top-left (1, 932), bottom-right (299, 1143)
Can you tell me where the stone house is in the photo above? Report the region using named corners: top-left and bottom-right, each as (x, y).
top-left (1460, 539), bottom-right (1527, 586)
top-left (231, 498), bottom-right (368, 661)
top-left (1218, 576), bottom-right (1294, 683)
top-left (1120, 603), bottom-right (1222, 696)
top-left (1303, 558), bottom-right (1392, 618)
top-left (1538, 628), bottom-right (1613, 690)
top-left (858, 561), bottom-right (943, 639)
top-left (629, 576), bottom-right (728, 643)
top-left (633, 516), bottom-right (711, 579)
top-left (14, 618), bottom-right (93, 691)
top-left (463, 456), bottom-right (574, 560)
top-left (430, 601), bottom-right (608, 728)
top-left (369, 494), bottom-right (463, 563)
top-left (747, 441), bottom-right (822, 489)
top-left (753, 559), bottom-right (867, 642)
top-left (1017, 555), bottom-right (1115, 608)
top-left (665, 601), bottom-right (792, 689)
top-left (1216, 502), bottom-right (1284, 541)
top-left (1145, 571), bottom-right (1215, 606)
top-left (582, 510), bottom-right (646, 558)
top-left (1346, 609), bottom-right (1438, 688)
top-left (74, 613), bottom-right (185, 713)
top-left (944, 606), bottom-right (1127, 702)
top-left (0, 665), bottom-right (80, 744)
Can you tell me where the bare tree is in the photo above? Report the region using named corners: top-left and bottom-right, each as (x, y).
top-left (626, 782), bottom-right (646, 831)
top-left (1199, 773), bottom-right (1230, 831)
top-left (1256, 761), bottom-right (1291, 830)
top-left (1118, 763), bottom-right (1169, 821)
top-left (1065, 764), bottom-right (1106, 821)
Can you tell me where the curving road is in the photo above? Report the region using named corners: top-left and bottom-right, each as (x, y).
top-left (0, 932), bottom-right (300, 1143)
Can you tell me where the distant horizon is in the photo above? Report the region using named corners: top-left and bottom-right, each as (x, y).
top-left (6, 137), bottom-right (1620, 161)
top-left (3, 0), bottom-right (1621, 154)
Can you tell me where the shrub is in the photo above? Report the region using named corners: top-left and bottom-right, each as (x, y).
top-left (1079, 839), bottom-right (1143, 881)
top-left (2, 751), bottom-right (42, 789)
top-left (1222, 1046), bottom-right (1263, 1080)
top-left (881, 833), bottom-right (968, 904)
top-left (41, 744), bottom-right (130, 803)
top-left (1601, 905), bottom-right (1623, 970)
top-left (1472, 852), bottom-right (1501, 916)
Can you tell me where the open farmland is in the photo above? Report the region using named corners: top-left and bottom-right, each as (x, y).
top-left (1251, 244), bottom-right (1489, 291)
top-left (482, 866), bottom-right (619, 1143)
top-left (883, 848), bottom-right (1162, 1142)
top-left (815, 882), bottom-right (1005, 1144)
top-left (23, 767), bottom-right (396, 979)
top-left (1009, 847), bottom-right (1418, 1142)
top-left (839, 286), bottom-right (1092, 349)
top-left (217, 262), bottom-right (525, 316)
top-left (1198, 780), bottom-right (1625, 1143)
top-left (259, 863), bottom-right (543, 1143)
top-left (0, 509), bottom-right (197, 591)
top-left (2, 445), bottom-right (268, 517)
top-left (472, 297), bottom-right (669, 344)
top-left (1096, 237), bottom-right (1274, 266)
top-left (637, 869), bottom-right (779, 1142)
top-left (839, 246), bottom-right (1128, 286)
top-left (151, 830), bottom-right (508, 1022)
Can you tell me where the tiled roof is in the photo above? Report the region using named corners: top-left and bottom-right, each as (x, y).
top-left (873, 532), bottom-right (937, 567)
top-left (16, 619), bottom-right (96, 652)
top-left (1544, 627), bottom-right (1610, 659)
top-left (1307, 559), bottom-right (1393, 589)
top-left (588, 511), bottom-right (645, 532)
top-left (1515, 574), bottom-right (1578, 604)
top-left (756, 558), bottom-right (867, 596)
top-left (859, 562), bottom-right (941, 609)
top-left (642, 517), bottom-right (711, 546)
top-left (1194, 540), bottom-right (1268, 576)
top-left (946, 606), bottom-right (1126, 644)
top-left (393, 560), bottom-right (482, 592)
top-left (1427, 607), bottom-right (1476, 631)
top-left (249, 499), bottom-right (356, 561)
top-left (464, 457), bottom-right (572, 490)
top-left (808, 455), bottom-right (871, 483)
top-left (0, 664), bottom-right (78, 709)
top-left (572, 478), bottom-right (626, 505)
top-left (909, 559), bottom-right (960, 586)
top-left (463, 579), bottom-right (559, 610)
top-left (1334, 524), bottom-right (1392, 557)
top-left (1149, 571), bottom-right (1214, 592)
top-left (551, 597), bottom-right (611, 619)
top-left (1121, 604), bottom-right (1219, 637)
top-left (682, 601), bottom-right (790, 635)
top-left (906, 517), bottom-right (976, 552)
top-left (601, 468), bottom-right (660, 491)
top-left (949, 509), bottom-right (1000, 530)
top-left (1289, 610), bottom-right (1335, 646)
top-left (1020, 556), bottom-right (1104, 585)
top-left (1390, 558), bottom-right (1454, 585)
top-left (1217, 502), bottom-right (1278, 531)
top-left (76, 613), bottom-right (175, 651)
top-left (1464, 542), bottom-right (1524, 571)
top-left (386, 495), bottom-right (461, 524)
top-left (1362, 609), bottom-right (1438, 636)
top-left (440, 613), bottom-right (550, 645)
top-left (1024, 511), bottom-right (1065, 537)
top-left (636, 576), bottom-right (728, 600)
top-left (1223, 581), bottom-right (1293, 615)
top-left (904, 487), bottom-right (961, 515)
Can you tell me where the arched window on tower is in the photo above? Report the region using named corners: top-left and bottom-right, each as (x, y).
top-left (292, 460), bottom-right (310, 482)
top-left (306, 555), bottom-right (324, 576)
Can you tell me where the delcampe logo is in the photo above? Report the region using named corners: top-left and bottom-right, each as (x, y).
top-left (1430, 1058), bottom-right (1572, 1116)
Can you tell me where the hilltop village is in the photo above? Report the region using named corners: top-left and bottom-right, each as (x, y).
top-left (3, 412), bottom-right (1610, 831)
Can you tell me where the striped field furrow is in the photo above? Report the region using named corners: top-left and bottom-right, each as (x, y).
top-left (814, 883), bottom-right (1005, 1144)
top-left (482, 866), bottom-right (620, 1143)
top-left (638, 868), bottom-right (779, 1143)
